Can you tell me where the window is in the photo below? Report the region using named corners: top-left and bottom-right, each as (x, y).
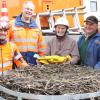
top-left (90, 1), bottom-right (97, 12)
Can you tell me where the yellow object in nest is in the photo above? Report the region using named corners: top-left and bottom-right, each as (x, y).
top-left (38, 55), bottom-right (71, 64)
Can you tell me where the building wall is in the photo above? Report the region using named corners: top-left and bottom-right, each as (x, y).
top-left (0, 0), bottom-right (82, 18)
top-left (83, 0), bottom-right (100, 20)
top-left (0, 0), bottom-right (84, 29)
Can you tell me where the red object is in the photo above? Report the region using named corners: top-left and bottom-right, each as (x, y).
top-left (1, 0), bottom-right (8, 20)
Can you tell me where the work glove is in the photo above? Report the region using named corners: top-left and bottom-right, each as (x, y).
top-left (33, 54), bottom-right (42, 65)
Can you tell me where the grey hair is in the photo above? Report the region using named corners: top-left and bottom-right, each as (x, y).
top-left (23, 1), bottom-right (35, 10)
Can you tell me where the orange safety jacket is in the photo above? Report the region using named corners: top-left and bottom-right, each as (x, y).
top-left (0, 42), bottom-right (25, 75)
top-left (9, 17), bottom-right (46, 56)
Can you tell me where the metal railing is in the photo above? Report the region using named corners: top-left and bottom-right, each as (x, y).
top-left (0, 85), bottom-right (100, 100)
top-left (33, 6), bottom-right (86, 34)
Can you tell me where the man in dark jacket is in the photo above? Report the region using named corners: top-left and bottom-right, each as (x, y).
top-left (78, 15), bottom-right (100, 68)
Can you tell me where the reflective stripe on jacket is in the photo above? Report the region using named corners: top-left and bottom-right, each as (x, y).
top-left (0, 42), bottom-right (23, 75)
top-left (13, 28), bottom-right (46, 55)
top-left (10, 14), bottom-right (46, 56)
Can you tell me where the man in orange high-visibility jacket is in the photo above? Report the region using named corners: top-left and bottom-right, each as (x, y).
top-left (9, 1), bottom-right (46, 65)
top-left (0, 18), bottom-right (28, 75)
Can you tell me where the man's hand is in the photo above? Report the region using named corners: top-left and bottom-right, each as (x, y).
top-left (21, 62), bottom-right (29, 68)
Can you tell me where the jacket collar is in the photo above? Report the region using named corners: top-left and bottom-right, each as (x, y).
top-left (15, 14), bottom-right (38, 28)
top-left (82, 32), bottom-right (100, 40)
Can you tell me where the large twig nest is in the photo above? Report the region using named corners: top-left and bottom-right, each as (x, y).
top-left (0, 64), bottom-right (100, 95)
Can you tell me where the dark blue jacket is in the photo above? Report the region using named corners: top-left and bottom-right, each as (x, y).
top-left (78, 33), bottom-right (100, 68)
top-left (15, 14), bottom-right (38, 28)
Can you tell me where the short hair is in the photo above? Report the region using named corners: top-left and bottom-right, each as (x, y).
top-left (23, 1), bottom-right (35, 10)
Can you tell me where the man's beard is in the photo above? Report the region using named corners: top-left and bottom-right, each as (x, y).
top-left (0, 36), bottom-right (7, 45)
top-left (56, 32), bottom-right (66, 40)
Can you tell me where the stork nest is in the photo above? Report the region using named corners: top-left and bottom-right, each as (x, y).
top-left (0, 64), bottom-right (100, 95)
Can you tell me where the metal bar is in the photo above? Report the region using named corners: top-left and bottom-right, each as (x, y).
top-left (1, 85), bottom-right (100, 99)
top-left (38, 12), bottom-right (85, 16)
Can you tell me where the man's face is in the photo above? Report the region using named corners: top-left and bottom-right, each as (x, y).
top-left (84, 21), bottom-right (98, 36)
top-left (0, 21), bottom-right (9, 40)
top-left (55, 25), bottom-right (67, 36)
top-left (22, 6), bottom-right (33, 18)
top-left (0, 29), bottom-right (8, 40)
